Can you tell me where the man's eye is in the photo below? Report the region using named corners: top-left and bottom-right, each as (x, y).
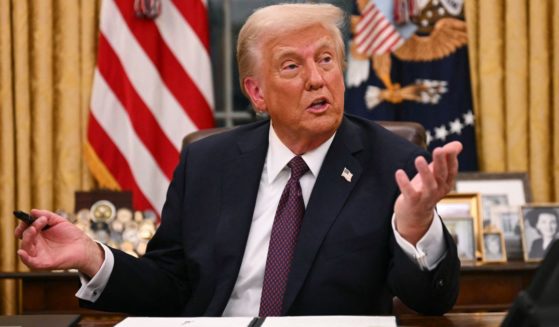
top-left (283, 63), bottom-right (298, 70)
top-left (321, 56), bottom-right (332, 63)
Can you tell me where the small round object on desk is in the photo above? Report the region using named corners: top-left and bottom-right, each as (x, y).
top-left (116, 208), bottom-right (133, 223)
top-left (138, 221), bottom-right (156, 240)
top-left (142, 210), bottom-right (157, 222)
top-left (111, 220), bottom-right (125, 233)
top-left (90, 200), bottom-right (116, 224)
top-left (76, 209), bottom-right (91, 224)
top-left (122, 223), bottom-right (140, 245)
top-left (94, 229), bottom-right (111, 244)
top-left (134, 210), bottom-right (144, 222)
top-left (91, 221), bottom-right (110, 232)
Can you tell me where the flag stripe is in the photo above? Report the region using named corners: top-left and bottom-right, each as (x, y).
top-left (171, 0), bottom-right (210, 50)
top-left (355, 1), bottom-right (403, 56)
top-left (100, 0), bottom-right (198, 150)
top-left (355, 1), bottom-right (375, 31)
top-left (374, 32), bottom-right (403, 54)
top-left (87, 0), bottom-right (215, 214)
top-left (111, 0), bottom-right (213, 130)
top-left (88, 114), bottom-right (157, 213)
top-left (355, 1), bottom-right (380, 44)
top-left (91, 69), bottom-right (169, 212)
top-left (97, 34), bottom-right (179, 179)
top-left (355, 11), bottom-right (381, 45)
top-left (369, 27), bottom-right (398, 54)
top-left (355, 6), bottom-right (379, 36)
top-left (157, 0), bottom-right (215, 114)
top-left (358, 19), bottom-right (389, 53)
top-left (113, 0), bottom-right (214, 129)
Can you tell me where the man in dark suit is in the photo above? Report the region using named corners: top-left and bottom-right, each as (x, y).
top-left (16, 3), bottom-right (462, 317)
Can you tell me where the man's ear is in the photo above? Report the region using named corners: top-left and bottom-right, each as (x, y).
top-left (243, 77), bottom-right (266, 113)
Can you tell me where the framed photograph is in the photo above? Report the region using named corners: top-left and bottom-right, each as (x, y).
top-left (482, 231), bottom-right (507, 263)
top-left (520, 204), bottom-right (559, 262)
top-left (437, 193), bottom-right (482, 262)
top-left (454, 172), bottom-right (532, 228)
top-left (442, 216), bottom-right (476, 263)
top-left (490, 205), bottom-right (523, 260)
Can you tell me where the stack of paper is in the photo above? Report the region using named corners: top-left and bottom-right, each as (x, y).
top-left (116, 315), bottom-right (396, 327)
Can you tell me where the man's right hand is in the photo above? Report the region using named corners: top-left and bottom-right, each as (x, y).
top-left (15, 209), bottom-right (104, 278)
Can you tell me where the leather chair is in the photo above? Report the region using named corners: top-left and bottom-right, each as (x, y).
top-left (182, 120), bottom-right (426, 150)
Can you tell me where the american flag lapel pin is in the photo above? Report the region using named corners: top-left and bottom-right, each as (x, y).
top-left (341, 167), bottom-right (353, 182)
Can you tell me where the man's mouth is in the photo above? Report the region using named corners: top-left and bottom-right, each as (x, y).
top-left (307, 98), bottom-right (329, 111)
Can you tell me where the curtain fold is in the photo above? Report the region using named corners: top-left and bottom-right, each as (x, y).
top-left (504, 0), bottom-right (528, 172)
top-left (31, 0), bottom-right (54, 212)
top-left (528, 0), bottom-right (552, 202)
top-left (466, 0), bottom-right (558, 202)
top-left (0, 0), bottom-right (18, 315)
top-left (554, 0), bottom-right (559, 201)
top-left (0, 0), bottom-right (99, 314)
top-left (478, 0), bottom-right (506, 172)
top-left (53, 0), bottom-right (82, 211)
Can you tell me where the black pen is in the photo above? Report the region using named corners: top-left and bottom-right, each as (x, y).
top-left (13, 210), bottom-right (51, 231)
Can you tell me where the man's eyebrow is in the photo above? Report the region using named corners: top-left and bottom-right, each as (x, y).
top-left (273, 47), bottom-right (299, 62)
top-left (272, 39), bottom-right (336, 62)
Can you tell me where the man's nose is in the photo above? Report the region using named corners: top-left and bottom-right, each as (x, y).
top-left (305, 62), bottom-right (325, 91)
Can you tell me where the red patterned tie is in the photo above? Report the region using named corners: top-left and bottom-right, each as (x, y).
top-left (259, 156), bottom-right (309, 317)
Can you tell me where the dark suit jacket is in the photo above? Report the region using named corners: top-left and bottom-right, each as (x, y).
top-left (81, 114), bottom-right (460, 316)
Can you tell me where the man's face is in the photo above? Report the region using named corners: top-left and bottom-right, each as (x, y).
top-left (536, 213), bottom-right (558, 238)
top-left (246, 25), bottom-right (345, 151)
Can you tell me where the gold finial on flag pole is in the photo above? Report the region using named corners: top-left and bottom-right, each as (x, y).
top-left (134, 0), bottom-right (161, 19)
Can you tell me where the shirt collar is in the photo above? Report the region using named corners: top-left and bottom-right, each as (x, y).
top-left (266, 124), bottom-right (335, 184)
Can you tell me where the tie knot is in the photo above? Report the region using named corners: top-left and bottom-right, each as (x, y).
top-left (287, 156), bottom-right (309, 180)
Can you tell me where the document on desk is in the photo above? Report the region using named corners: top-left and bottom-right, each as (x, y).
top-left (261, 316), bottom-right (396, 327)
top-left (116, 316), bottom-right (396, 327)
top-left (116, 317), bottom-right (255, 327)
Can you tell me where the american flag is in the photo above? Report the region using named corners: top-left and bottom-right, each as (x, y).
top-left (85, 0), bottom-right (214, 216)
top-left (354, 1), bottom-right (404, 56)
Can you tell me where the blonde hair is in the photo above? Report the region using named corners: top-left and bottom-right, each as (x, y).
top-left (236, 3), bottom-right (346, 97)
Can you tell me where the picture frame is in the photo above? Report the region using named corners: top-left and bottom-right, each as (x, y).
top-left (437, 193), bottom-right (482, 263)
top-left (441, 216), bottom-right (477, 264)
top-left (489, 205), bottom-right (523, 260)
top-left (454, 172), bottom-right (532, 229)
top-left (520, 204), bottom-right (559, 262)
top-left (482, 230), bottom-right (507, 263)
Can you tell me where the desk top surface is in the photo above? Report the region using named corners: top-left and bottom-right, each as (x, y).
top-left (75, 312), bottom-right (506, 327)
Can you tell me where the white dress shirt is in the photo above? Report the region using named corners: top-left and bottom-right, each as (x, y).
top-left (76, 125), bottom-right (447, 316)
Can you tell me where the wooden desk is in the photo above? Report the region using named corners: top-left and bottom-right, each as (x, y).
top-left (0, 272), bottom-right (103, 316)
top-left (74, 313), bottom-right (506, 327)
top-left (457, 262), bottom-right (537, 312)
top-left (1, 262), bottom-right (538, 314)
top-left (399, 312), bottom-right (505, 327)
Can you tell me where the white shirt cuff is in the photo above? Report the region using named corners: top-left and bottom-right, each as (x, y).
top-left (75, 242), bottom-right (115, 302)
top-left (392, 211), bottom-right (447, 271)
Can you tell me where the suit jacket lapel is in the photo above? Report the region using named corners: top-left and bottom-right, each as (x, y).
top-left (206, 122), bottom-right (269, 315)
top-left (282, 118), bottom-right (365, 313)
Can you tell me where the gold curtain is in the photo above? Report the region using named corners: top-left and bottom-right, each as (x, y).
top-left (466, 0), bottom-right (559, 202)
top-left (0, 0), bottom-right (100, 314)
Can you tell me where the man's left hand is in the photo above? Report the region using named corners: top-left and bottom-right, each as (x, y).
top-left (394, 141), bottom-right (463, 245)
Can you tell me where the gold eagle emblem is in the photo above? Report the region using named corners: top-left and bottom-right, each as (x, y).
top-left (348, 0), bottom-right (467, 107)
